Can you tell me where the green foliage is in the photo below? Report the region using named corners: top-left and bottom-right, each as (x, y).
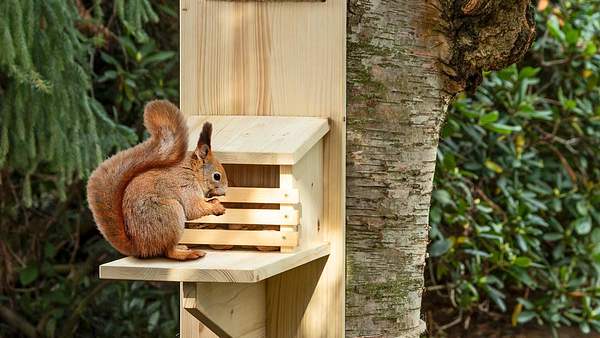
top-left (95, 36), bottom-right (178, 125)
top-left (0, 0), bottom-right (136, 206)
top-left (429, 0), bottom-right (600, 334)
top-left (0, 1), bottom-right (180, 337)
top-left (114, 0), bottom-right (159, 42)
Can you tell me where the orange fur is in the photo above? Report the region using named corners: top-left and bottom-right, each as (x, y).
top-left (86, 100), bottom-right (227, 260)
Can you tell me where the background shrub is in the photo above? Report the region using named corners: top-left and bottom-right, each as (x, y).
top-left (0, 1), bottom-right (180, 337)
top-left (427, 0), bottom-right (600, 335)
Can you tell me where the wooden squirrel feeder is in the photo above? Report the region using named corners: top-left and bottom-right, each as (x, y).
top-left (182, 115), bottom-right (329, 252)
top-left (100, 0), bottom-right (345, 336)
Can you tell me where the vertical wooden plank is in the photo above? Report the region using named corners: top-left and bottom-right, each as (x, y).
top-left (180, 282), bottom-right (202, 338)
top-left (182, 283), bottom-right (219, 338)
top-left (292, 141), bottom-right (323, 250)
top-left (179, 0), bottom-right (198, 116)
top-left (180, 0), bottom-right (346, 335)
top-left (279, 165), bottom-right (295, 253)
top-left (266, 257), bottom-right (328, 337)
top-left (195, 282), bottom-right (267, 338)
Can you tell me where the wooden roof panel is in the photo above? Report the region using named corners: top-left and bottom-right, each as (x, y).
top-left (187, 115), bottom-right (329, 165)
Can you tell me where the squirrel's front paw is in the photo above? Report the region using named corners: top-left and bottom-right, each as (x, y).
top-left (210, 199), bottom-right (226, 216)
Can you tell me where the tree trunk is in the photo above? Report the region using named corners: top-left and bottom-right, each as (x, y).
top-left (345, 1), bottom-right (535, 337)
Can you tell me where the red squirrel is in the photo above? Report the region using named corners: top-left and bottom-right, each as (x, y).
top-left (86, 100), bottom-right (227, 260)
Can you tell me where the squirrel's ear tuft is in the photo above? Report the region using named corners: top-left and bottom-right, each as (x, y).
top-left (194, 122), bottom-right (212, 160)
top-left (198, 122), bottom-right (212, 149)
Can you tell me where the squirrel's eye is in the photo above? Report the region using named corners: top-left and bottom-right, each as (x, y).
top-left (213, 172), bottom-right (221, 181)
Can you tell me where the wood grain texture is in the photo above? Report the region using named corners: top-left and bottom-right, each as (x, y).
top-left (180, 0), bottom-right (345, 335)
top-left (214, 187), bottom-right (299, 204)
top-left (180, 228), bottom-right (299, 246)
top-left (279, 165), bottom-right (295, 253)
top-left (291, 141), bottom-right (323, 251)
top-left (179, 0), bottom-right (198, 115)
top-left (222, 164), bottom-right (279, 188)
top-left (188, 208), bottom-right (299, 226)
top-left (99, 243), bottom-right (329, 282)
top-left (182, 283), bottom-right (221, 338)
top-left (266, 256), bottom-right (327, 337)
top-left (184, 282), bottom-right (266, 338)
top-left (187, 116), bottom-right (329, 165)
top-left (181, 283), bottom-right (203, 338)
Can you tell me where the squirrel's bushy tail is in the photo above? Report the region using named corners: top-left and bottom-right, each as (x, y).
top-left (86, 100), bottom-right (188, 256)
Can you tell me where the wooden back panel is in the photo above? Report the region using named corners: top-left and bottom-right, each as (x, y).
top-left (180, 0), bottom-right (345, 336)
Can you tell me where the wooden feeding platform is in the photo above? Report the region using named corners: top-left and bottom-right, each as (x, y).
top-left (100, 114), bottom-right (330, 275)
top-left (99, 244), bottom-right (330, 283)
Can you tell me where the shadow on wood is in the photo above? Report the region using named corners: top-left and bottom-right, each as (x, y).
top-left (180, 256), bottom-right (327, 338)
top-left (266, 256), bottom-right (328, 337)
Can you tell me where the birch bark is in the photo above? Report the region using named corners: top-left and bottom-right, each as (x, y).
top-left (346, 1), bottom-right (535, 336)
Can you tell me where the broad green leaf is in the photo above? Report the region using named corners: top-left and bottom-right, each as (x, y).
top-left (519, 67), bottom-right (541, 79)
top-left (443, 152), bottom-right (456, 171)
top-left (484, 160), bottom-right (504, 174)
top-left (464, 249), bottom-right (490, 258)
top-left (429, 239), bottom-right (452, 257)
top-left (563, 24), bottom-right (580, 45)
top-left (592, 228), bottom-right (600, 243)
top-left (580, 321), bottom-right (591, 334)
top-left (543, 233), bottom-right (563, 241)
top-left (19, 265), bottom-right (39, 286)
top-left (514, 257), bottom-right (532, 267)
top-left (486, 123), bottom-right (522, 134)
top-left (485, 285), bottom-right (506, 312)
top-left (576, 201), bottom-right (589, 216)
top-left (433, 190), bottom-right (453, 207)
top-left (517, 297), bottom-right (535, 309)
top-left (547, 15), bottom-right (565, 42)
top-left (584, 42), bottom-right (597, 56)
top-left (573, 217), bottom-right (592, 235)
top-left (148, 311), bottom-right (160, 331)
top-left (518, 311), bottom-right (537, 324)
top-left (479, 111), bottom-right (499, 125)
top-left (44, 243), bottom-right (57, 258)
top-left (509, 268), bottom-right (537, 288)
top-left (142, 51), bottom-right (176, 65)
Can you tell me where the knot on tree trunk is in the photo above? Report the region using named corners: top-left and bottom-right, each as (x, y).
top-left (437, 0), bottom-right (536, 93)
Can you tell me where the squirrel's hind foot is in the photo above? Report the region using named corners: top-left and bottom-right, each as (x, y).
top-left (166, 245), bottom-right (206, 260)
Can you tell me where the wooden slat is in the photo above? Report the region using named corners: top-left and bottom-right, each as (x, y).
top-left (180, 229), bottom-right (298, 246)
top-left (218, 187), bottom-right (299, 204)
top-left (280, 166), bottom-right (295, 253)
top-left (187, 208), bottom-right (299, 226)
top-left (187, 116), bottom-right (329, 165)
top-left (99, 243), bottom-right (331, 283)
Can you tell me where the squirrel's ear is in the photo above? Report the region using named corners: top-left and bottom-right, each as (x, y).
top-left (194, 144), bottom-right (210, 160)
top-left (194, 122), bottom-right (212, 160)
top-left (198, 122), bottom-right (212, 149)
